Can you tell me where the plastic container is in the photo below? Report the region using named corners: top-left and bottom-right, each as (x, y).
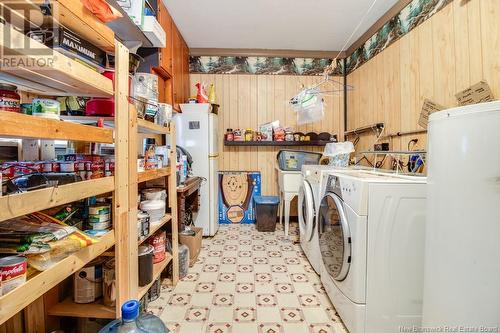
top-left (138, 245), bottom-right (154, 287)
top-left (31, 98), bottom-right (60, 119)
top-left (139, 200), bottom-right (165, 223)
top-left (323, 142), bottom-right (354, 167)
top-left (141, 188), bottom-right (166, 201)
top-left (276, 150), bottom-right (322, 171)
top-left (254, 196), bottom-right (280, 232)
top-left (132, 73), bottom-right (159, 102)
top-left (178, 244), bottom-right (190, 279)
top-left (98, 300), bottom-right (168, 333)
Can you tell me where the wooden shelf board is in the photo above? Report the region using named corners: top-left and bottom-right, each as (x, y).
top-left (0, 112), bottom-right (113, 143)
top-left (137, 119), bottom-right (171, 135)
top-left (47, 298), bottom-right (115, 319)
top-left (0, 177), bottom-right (114, 223)
top-left (0, 231), bottom-right (115, 325)
top-left (59, 116), bottom-right (170, 135)
top-left (0, 21), bottom-right (113, 97)
top-left (137, 253), bottom-right (172, 300)
top-left (138, 214), bottom-right (172, 245)
top-left (138, 168), bottom-right (171, 183)
top-left (1, 0), bottom-right (115, 52)
top-left (224, 140), bottom-right (335, 147)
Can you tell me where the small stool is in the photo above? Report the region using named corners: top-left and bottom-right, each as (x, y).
top-left (276, 168), bottom-right (302, 236)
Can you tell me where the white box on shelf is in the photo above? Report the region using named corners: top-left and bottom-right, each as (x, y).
top-left (141, 16), bottom-right (166, 48)
top-left (118, 0), bottom-right (145, 26)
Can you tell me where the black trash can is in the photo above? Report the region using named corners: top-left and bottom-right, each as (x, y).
top-left (254, 196), bottom-right (280, 232)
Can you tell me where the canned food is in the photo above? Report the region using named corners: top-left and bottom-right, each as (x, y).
top-left (148, 231), bottom-right (166, 264)
top-left (41, 162), bottom-right (53, 173)
top-left (0, 256), bottom-right (27, 296)
top-left (89, 214), bottom-right (111, 223)
top-left (60, 162), bottom-right (76, 172)
top-left (74, 258), bottom-right (104, 304)
top-left (89, 204), bottom-right (111, 216)
top-left (87, 221), bottom-right (111, 231)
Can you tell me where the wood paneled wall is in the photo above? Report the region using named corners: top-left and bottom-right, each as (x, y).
top-left (346, 0), bottom-right (500, 159)
top-left (189, 74), bottom-right (344, 195)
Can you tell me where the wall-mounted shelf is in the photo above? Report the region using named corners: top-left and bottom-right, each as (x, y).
top-left (358, 150), bottom-right (427, 155)
top-left (224, 140), bottom-right (335, 147)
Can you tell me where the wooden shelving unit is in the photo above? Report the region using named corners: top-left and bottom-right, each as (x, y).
top-left (0, 231), bottom-right (115, 324)
top-left (0, 2), bottom-right (178, 330)
top-left (131, 104), bottom-right (179, 299)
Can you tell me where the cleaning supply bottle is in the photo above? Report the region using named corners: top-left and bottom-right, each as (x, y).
top-left (195, 82), bottom-right (208, 103)
top-left (98, 300), bottom-right (168, 332)
top-left (208, 83), bottom-right (216, 104)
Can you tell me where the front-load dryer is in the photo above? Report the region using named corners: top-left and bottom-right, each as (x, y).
top-left (318, 170), bottom-right (427, 333)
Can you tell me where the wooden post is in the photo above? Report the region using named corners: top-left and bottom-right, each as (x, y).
top-left (169, 123), bottom-right (179, 285)
top-left (113, 40), bottom-right (137, 310)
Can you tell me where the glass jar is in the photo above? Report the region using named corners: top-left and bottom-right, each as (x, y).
top-left (285, 130), bottom-right (294, 141)
top-left (225, 128), bottom-right (234, 141)
top-left (245, 129), bottom-right (254, 141)
top-left (0, 84), bottom-right (20, 113)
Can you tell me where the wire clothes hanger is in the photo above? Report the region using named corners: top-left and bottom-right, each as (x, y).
top-left (289, 0), bottom-right (379, 105)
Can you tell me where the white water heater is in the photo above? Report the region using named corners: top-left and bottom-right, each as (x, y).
top-left (423, 101), bottom-right (500, 327)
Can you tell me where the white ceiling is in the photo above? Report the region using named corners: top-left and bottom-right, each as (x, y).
top-left (163, 0), bottom-right (399, 52)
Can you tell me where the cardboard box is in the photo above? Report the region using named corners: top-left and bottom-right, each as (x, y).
top-left (418, 99), bottom-right (445, 129)
top-left (218, 171), bottom-right (262, 224)
top-left (179, 227), bottom-right (203, 266)
top-left (455, 81), bottom-right (494, 106)
top-left (142, 16), bottom-right (166, 48)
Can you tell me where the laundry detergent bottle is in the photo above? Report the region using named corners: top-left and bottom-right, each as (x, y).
top-left (99, 300), bottom-right (168, 333)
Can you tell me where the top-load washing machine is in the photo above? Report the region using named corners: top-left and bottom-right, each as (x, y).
top-left (318, 170), bottom-right (426, 333)
top-left (298, 165), bottom-right (337, 274)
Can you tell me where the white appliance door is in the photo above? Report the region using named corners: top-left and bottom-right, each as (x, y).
top-left (175, 112), bottom-right (211, 234)
top-left (318, 193), bottom-right (351, 281)
top-left (299, 180), bottom-right (315, 242)
top-left (209, 155), bottom-right (219, 236)
top-left (208, 113), bottom-right (218, 155)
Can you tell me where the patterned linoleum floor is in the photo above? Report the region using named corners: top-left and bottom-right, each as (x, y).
top-left (149, 223), bottom-right (348, 333)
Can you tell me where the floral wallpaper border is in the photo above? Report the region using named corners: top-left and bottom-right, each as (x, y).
top-left (344, 0), bottom-right (454, 73)
top-left (189, 0), bottom-right (453, 76)
top-left (189, 56), bottom-right (340, 76)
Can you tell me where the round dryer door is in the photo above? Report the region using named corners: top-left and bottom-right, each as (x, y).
top-left (298, 180), bottom-right (315, 242)
top-left (318, 193), bottom-right (351, 281)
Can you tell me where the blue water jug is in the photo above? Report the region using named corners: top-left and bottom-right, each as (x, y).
top-left (99, 300), bottom-right (168, 333)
